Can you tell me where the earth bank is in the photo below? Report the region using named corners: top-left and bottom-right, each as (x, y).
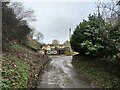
top-left (2, 43), bottom-right (50, 89)
top-left (72, 54), bottom-right (120, 88)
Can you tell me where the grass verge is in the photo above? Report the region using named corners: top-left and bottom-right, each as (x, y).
top-left (72, 55), bottom-right (119, 88)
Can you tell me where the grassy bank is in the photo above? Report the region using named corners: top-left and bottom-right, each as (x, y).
top-left (2, 54), bottom-right (30, 89)
top-left (72, 55), bottom-right (119, 88)
top-left (2, 43), bottom-right (50, 89)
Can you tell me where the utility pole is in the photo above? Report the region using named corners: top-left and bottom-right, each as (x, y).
top-left (69, 28), bottom-right (71, 41)
top-left (68, 28), bottom-right (72, 53)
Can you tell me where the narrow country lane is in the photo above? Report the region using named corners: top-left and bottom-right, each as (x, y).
top-left (38, 56), bottom-right (92, 88)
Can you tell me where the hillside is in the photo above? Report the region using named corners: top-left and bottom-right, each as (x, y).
top-left (2, 2), bottom-right (50, 89)
top-left (2, 42), bottom-right (50, 89)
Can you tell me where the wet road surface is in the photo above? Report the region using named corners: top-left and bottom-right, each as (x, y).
top-left (38, 56), bottom-right (92, 88)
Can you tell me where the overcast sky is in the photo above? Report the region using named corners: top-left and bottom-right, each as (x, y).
top-left (18, 0), bottom-right (109, 44)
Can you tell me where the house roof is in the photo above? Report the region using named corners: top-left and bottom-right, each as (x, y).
top-left (41, 44), bottom-right (66, 48)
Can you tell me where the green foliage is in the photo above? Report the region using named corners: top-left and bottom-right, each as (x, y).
top-left (2, 55), bottom-right (30, 89)
top-left (70, 14), bottom-right (120, 57)
top-left (72, 55), bottom-right (120, 88)
top-left (80, 40), bottom-right (104, 55)
top-left (15, 25), bottom-right (32, 43)
top-left (11, 43), bottom-right (21, 49)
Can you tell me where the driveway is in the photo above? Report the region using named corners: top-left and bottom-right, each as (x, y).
top-left (38, 56), bottom-right (92, 88)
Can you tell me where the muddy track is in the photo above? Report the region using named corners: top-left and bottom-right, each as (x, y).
top-left (37, 56), bottom-right (92, 88)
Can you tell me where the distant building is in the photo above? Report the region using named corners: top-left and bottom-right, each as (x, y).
top-left (56, 44), bottom-right (65, 49)
top-left (40, 44), bottom-right (68, 55)
top-left (42, 44), bottom-right (55, 50)
top-left (42, 44), bottom-right (66, 50)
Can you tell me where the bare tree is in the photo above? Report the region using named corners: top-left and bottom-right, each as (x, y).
top-left (63, 40), bottom-right (70, 47)
top-left (95, 0), bottom-right (119, 24)
top-left (9, 2), bottom-right (36, 22)
top-left (34, 31), bottom-right (44, 43)
top-left (52, 39), bottom-right (60, 45)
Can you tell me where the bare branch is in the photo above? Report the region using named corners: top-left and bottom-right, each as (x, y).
top-left (9, 2), bottom-right (36, 22)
